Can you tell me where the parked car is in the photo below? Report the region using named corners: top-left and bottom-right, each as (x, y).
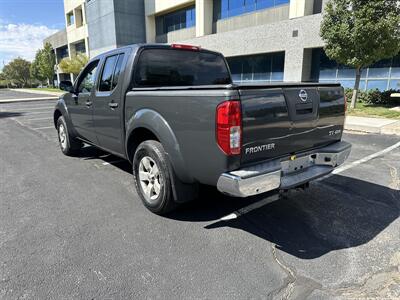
top-left (55, 44), bottom-right (351, 215)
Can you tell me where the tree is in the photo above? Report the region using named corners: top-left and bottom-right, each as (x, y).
top-left (30, 56), bottom-right (46, 84)
top-left (3, 58), bottom-right (31, 88)
top-left (0, 71), bottom-right (9, 88)
top-left (321, 0), bottom-right (400, 108)
top-left (59, 53), bottom-right (88, 75)
top-left (30, 43), bottom-right (56, 86)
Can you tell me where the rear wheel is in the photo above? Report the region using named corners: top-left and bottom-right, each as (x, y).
top-left (133, 140), bottom-right (177, 215)
top-left (57, 116), bottom-right (82, 156)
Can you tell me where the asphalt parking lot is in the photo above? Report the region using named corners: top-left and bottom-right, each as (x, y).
top-left (1, 98), bottom-right (399, 299)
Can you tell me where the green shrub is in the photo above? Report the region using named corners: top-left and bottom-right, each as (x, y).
top-left (360, 90), bottom-right (382, 105)
top-left (343, 88), bottom-right (400, 106)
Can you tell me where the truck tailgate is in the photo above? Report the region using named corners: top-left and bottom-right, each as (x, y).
top-left (239, 84), bottom-right (346, 165)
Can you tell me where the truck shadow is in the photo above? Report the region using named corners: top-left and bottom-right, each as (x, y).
top-left (77, 146), bottom-right (399, 260)
top-left (172, 175), bottom-right (400, 260)
top-left (0, 112), bottom-right (24, 119)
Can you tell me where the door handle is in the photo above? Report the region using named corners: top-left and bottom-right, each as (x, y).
top-left (86, 101), bottom-right (93, 107)
top-left (108, 102), bottom-right (119, 109)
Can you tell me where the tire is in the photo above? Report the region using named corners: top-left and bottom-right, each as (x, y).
top-left (56, 116), bottom-right (82, 156)
top-left (133, 140), bottom-right (178, 215)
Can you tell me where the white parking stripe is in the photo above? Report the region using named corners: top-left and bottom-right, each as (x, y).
top-left (32, 126), bottom-right (54, 130)
top-left (219, 141), bottom-right (400, 222)
top-left (0, 105), bottom-right (54, 110)
top-left (331, 140), bottom-right (400, 175)
top-left (27, 117), bottom-right (53, 121)
top-left (6, 106), bottom-right (54, 111)
top-left (22, 111), bottom-right (52, 115)
top-left (220, 194), bottom-right (280, 221)
top-left (102, 160), bottom-right (125, 166)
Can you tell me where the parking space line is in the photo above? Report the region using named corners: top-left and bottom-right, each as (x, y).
top-left (219, 140), bottom-right (400, 222)
top-left (27, 117), bottom-right (53, 121)
top-left (22, 111), bottom-right (52, 115)
top-left (102, 160), bottom-right (125, 166)
top-left (32, 126), bottom-right (54, 130)
top-left (331, 140), bottom-right (400, 175)
top-left (219, 194), bottom-right (280, 221)
top-left (4, 106), bottom-right (54, 111)
top-left (0, 106), bottom-right (52, 110)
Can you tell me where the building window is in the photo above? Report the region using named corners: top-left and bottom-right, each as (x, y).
top-left (75, 41), bottom-right (86, 54)
top-left (66, 11), bottom-right (75, 26)
top-left (155, 6), bottom-right (196, 35)
top-left (59, 46), bottom-right (69, 59)
top-left (311, 48), bottom-right (400, 91)
top-left (214, 0), bottom-right (289, 20)
top-left (226, 52), bottom-right (285, 83)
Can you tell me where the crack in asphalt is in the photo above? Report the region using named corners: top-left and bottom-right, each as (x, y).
top-left (269, 245), bottom-right (296, 300)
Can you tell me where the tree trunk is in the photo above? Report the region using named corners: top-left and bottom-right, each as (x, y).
top-left (350, 67), bottom-right (361, 109)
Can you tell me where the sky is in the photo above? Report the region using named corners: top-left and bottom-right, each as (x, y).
top-left (0, 0), bottom-right (65, 69)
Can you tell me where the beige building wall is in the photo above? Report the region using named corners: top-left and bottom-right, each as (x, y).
top-left (64, 0), bottom-right (89, 58)
top-left (63, 0), bottom-right (89, 80)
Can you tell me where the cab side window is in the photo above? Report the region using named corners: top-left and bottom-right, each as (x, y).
top-left (99, 54), bottom-right (125, 92)
top-left (99, 55), bottom-right (118, 91)
top-left (112, 54), bottom-right (125, 90)
top-left (77, 60), bottom-right (99, 93)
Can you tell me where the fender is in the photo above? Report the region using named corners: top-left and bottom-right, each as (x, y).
top-left (54, 97), bottom-right (79, 138)
top-left (125, 109), bottom-right (193, 183)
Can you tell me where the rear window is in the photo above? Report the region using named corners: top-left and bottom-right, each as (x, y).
top-left (134, 48), bottom-right (231, 87)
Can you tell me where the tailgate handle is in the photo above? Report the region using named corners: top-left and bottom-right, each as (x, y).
top-left (295, 103), bottom-right (313, 115)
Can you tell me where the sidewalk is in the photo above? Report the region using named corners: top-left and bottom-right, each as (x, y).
top-left (10, 88), bottom-right (64, 97)
top-left (345, 116), bottom-right (400, 136)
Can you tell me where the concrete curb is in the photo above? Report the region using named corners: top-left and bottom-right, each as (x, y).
top-left (345, 116), bottom-right (400, 136)
top-left (10, 88), bottom-right (64, 97)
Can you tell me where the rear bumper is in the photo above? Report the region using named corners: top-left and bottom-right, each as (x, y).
top-left (217, 141), bottom-right (351, 197)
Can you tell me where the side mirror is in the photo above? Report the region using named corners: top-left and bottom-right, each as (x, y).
top-left (59, 81), bottom-right (74, 93)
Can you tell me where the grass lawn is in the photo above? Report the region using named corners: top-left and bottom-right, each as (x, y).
top-left (27, 87), bottom-right (63, 93)
top-left (347, 102), bottom-right (400, 119)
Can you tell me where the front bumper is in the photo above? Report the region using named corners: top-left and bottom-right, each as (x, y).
top-left (217, 141), bottom-right (351, 197)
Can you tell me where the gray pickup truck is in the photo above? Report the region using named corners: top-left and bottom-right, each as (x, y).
top-left (55, 44), bottom-right (351, 214)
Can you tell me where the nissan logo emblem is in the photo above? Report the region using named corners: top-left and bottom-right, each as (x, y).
top-left (299, 90), bottom-right (308, 102)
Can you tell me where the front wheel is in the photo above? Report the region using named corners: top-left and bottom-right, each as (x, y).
top-left (133, 140), bottom-right (177, 215)
top-left (57, 116), bottom-right (82, 156)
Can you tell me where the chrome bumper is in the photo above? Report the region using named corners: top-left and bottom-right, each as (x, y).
top-left (217, 141), bottom-right (352, 197)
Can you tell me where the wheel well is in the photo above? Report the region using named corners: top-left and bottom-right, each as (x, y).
top-left (54, 110), bottom-right (62, 128)
top-left (127, 127), bottom-right (159, 162)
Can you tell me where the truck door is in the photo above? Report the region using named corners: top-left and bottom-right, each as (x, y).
top-left (68, 60), bottom-right (99, 143)
top-left (93, 52), bottom-right (126, 155)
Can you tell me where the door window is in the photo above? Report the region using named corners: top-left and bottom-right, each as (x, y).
top-left (77, 60), bottom-right (99, 93)
top-left (112, 54), bottom-right (125, 90)
top-left (98, 54), bottom-right (125, 92)
top-left (99, 55), bottom-right (118, 91)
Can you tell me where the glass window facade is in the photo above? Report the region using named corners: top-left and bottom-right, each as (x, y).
top-left (75, 41), bottom-right (86, 54)
top-left (226, 52), bottom-right (285, 83)
top-left (214, 0), bottom-right (290, 20)
top-left (156, 6), bottom-right (196, 35)
top-left (58, 46), bottom-right (69, 59)
top-left (311, 49), bottom-right (400, 91)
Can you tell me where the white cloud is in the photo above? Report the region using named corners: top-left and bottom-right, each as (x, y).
top-left (0, 23), bottom-right (58, 65)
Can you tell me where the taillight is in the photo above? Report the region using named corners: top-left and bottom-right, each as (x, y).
top-left (216, 101), bottom-right (242, 156)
